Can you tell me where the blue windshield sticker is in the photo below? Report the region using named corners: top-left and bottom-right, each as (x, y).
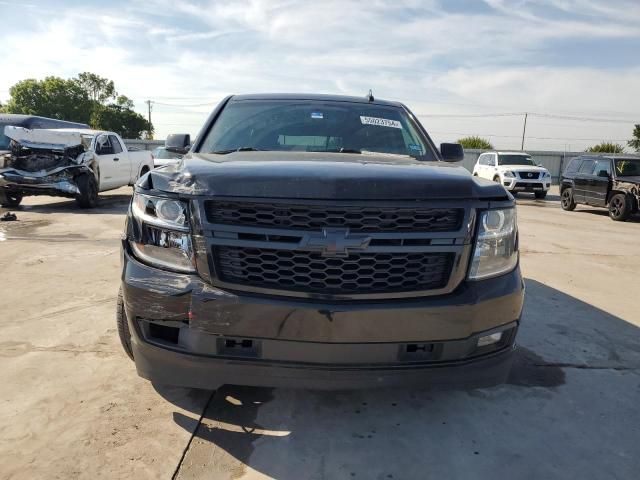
top-left (311, 112), bottom-right (324, 119)
top-left (408, 144), bottom-right (421, 151)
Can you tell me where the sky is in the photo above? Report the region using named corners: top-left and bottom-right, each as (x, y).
top-left (1, 0), bottom-right (639, 151)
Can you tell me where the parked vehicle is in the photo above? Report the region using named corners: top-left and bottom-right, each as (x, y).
top-left (559, 155), bottom-right (640, 221)
top-left (0, 127), bottom-right (153, 208)
top-left (0, 114), bottom-right (89, 154)
top-left (151, 146), bottom-right (183, 168)
top-left (473, 151), bottom-right (552, 198)
top-left (118, 93), bottom-right (524, 390)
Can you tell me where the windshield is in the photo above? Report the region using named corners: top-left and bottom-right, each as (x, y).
top-left (198, 100), bottom-right (436, 160)
top-left (0, 123), bottom-right (10, 150)
top-left (498, 155), bottom-right (535, 166)
top-left (153, 147), bottom-right (182, 159)
top-left (614, 158), bottom-right (640, 177)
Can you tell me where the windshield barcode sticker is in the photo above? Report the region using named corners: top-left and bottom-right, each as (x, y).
top-left (360, 116), bottom-right (403, 129)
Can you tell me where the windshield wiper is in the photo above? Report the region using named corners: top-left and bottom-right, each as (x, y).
top-left (212, 147), bottom-right (264, 154)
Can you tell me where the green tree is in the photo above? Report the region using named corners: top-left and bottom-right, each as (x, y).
top-left (628, 124), bottom-right (640, 152)
top-left (457, 136), bottom-right (494, 150)
top-left (586, 142), bottom-right (625, 153)
top-left (4, 73), bottom-right (153, 139)
top-left (90, 104), bottom-right (152, 139)
top-left (74, 72), bottom-right (116, 104)
top-left (4, 77), bottom-right (93, 124)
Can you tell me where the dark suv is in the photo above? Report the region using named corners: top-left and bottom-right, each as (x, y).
top-left (117, 94), bottom-right (524, 390)
top-left (560, 155), bottom-right (640, 221)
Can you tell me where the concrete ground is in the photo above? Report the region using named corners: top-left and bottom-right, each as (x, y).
top-left (0, 186), bottom-right (638, 480)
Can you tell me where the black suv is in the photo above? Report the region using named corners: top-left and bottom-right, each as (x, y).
top-left (560, 155), bottom-right (640, 221)
top-left (117, 94), bottom-right (524, 390)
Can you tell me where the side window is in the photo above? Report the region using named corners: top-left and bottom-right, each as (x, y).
top-left (488, 154), bottom-right (496, 166)
top-left (578, 159), bottom-right (596, 174)
top-left (565, 158), bottom-right (581, 173)
top-left (477, 154), bottom-right (485, 165)
top-left (109, 135), bottom-right (123, 154)
top-left (95, 135), bottom-right (114, 155)
top-left (594, 159), bottom-right (611, 177)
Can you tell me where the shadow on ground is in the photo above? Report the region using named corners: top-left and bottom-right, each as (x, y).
top-left (514, 192), bottom-right (561, 204)
top-left (1, 192), bottom-right (132, 216)
top-left (162, 279), bottom-right (640, 479)
top-left (574, 207), bottom-right (640, 223)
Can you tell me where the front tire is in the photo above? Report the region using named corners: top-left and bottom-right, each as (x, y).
top-left (116, 288), bottom-right (134, 361)
top-left (535, 191), bottom-right (547, 199)
top-left (75, 173), bottom-right (99, 208)
top-left (0, 191), bottom-right (23, 208)
top-left (561, 187), bottom-right (576, 211)
top-left (608, 193), bottom-right (631, 221)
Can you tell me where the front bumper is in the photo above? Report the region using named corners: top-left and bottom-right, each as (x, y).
top-left (0, 169), bottom-right (82, 197)
top-left (121, 246), bottom-right (524, 390)
top-left (502, 176), bottom-right (551, 192)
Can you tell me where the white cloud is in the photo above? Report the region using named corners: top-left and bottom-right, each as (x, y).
top-left (0, 0), bottom-right (638, 150)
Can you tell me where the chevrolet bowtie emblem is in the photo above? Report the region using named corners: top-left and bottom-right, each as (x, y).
top-left (299, 228), bottom-right (371, 257)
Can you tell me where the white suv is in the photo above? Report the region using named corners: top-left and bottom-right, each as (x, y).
top-left (473, 151), bottom-right (551, 199)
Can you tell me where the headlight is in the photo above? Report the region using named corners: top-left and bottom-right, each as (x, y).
top-left (503, 171), bottom-right (515, 178)
top-left (132, 192), bottom-right (189, 231)
top-left (542, 171), bottom-right (551, 178)
top-left (468, 208), bottom-right (518, 280)
top-left (130, 193), bottom-right (195, 272)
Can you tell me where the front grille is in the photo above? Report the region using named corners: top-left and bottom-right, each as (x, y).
top-left (215, 246), bottom-right (454, 294)
top-left (205, 201), bottom-right (463, 232)
top-left (517, 172), bottom-right (540, 179)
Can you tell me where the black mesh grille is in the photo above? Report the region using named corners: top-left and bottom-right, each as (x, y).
top-left (205, 201), bottom-right (463, 232)
top-left (517, 172), bottom-right (540, 179)
top-left (215, 246), bottom-right (454, 294)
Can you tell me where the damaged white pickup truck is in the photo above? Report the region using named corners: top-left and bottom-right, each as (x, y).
top-left (0, 127), bottom-right (153, 208)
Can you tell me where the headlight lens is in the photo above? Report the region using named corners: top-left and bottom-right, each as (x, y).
top-left (130, 193), bottom-right (195, 273)
top-left (542, 171), bottom-right (551, 177)
top-left (468, 208), bottom-right (518, 280)
top-left (132, 193), bottom-right (189, 231)
top-left (503, 171), bottom-right (515, 178)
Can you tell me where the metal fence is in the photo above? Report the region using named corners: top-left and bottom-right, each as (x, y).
top-left (123, 139), bottom-right (164, 151)
top-left (457, 149), bottom-right (638, 183)
top-left (122, 141), bottom-right (636, 184)
top-left (458, 149), bottom-right (584, 183)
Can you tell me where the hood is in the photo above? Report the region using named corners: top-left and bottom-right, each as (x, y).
top-left (616, 176), bottom-right (640, 185)
top-left (498, 165), bottom-right (548, 173)
top-left (145, 151), bottom-right (507, 200)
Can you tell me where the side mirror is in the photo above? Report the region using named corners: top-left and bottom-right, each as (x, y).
top-left (166, 133), bottom-right (191, 154)
top-left (440, 143), bottom-right (464, 162)
top-left (597, 170), bottom-right (610, 178)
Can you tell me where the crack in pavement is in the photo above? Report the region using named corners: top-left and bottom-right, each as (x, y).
top-left (0, 341), bottom-right (117, 357)
top-left (172, 389), bottom-right (217, 480)
top-left (29, 297), bottom-right (117, 321)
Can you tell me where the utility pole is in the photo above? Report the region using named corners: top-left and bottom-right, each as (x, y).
top-left (521, 112), bottom-right (528, 151)
top-left (145, 100), bottom-right (153, 139)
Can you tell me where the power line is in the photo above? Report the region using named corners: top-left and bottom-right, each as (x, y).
top-left (429, 131), bottom-right (630, 142)
top-left (152, 101), bottom-right (215, 107)
top-left (418, 112), bottom-right (525, 118)
top-left (418, 112), bottom-right (636, 124)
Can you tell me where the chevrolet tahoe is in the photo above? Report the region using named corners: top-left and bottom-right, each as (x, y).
top-left (118, 93), bottom-right (525, 390)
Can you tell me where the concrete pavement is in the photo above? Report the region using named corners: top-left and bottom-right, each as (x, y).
top-left (1, 187), bottom-right (638, 479)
